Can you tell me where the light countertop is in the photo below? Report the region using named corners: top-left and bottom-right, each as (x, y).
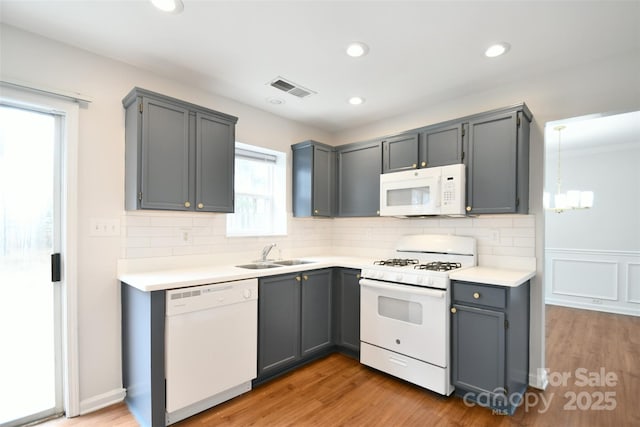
top-left (119, 256), bottom-right (535, 292)
top-left (449, 266), bottom-right (535, 287)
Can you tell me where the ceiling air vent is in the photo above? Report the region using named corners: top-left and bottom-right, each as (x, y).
top-left (268, 77), bottom-right (316, 99)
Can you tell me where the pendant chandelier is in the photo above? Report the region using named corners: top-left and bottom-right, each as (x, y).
top-left (544, 125), bottom-right (594, 213)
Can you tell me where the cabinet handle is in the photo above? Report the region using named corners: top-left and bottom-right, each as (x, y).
top-left (450, 307), bottom-right (457, 314)
top-left (421, 161), bottom-right (426, 167)
top-left (295, 276), bottom-right (301, 282)
top-left (197, 202), bottom-right (204, 209)
top-left (473, 292), bottom-right (480, 299)
top-left (184, 201), bottom-right (191, 208)
top-left (412, 163), bottom-right (417, 168)
top-left (466, 206), bottom-right (472, 212)
top-left (303, 275), bottom-right (308, 281)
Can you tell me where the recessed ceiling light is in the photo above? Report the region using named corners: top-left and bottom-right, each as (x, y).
top-left (266, 97), bottom-right (285, 105)
top-left (485, 42), bottom-right (510, 58)
top-left (150, 0), bottom-right (184, 14)
top-left (346, 42), bottom-right (369, 58)
top-left (348, 96), bottom-right (365, 105)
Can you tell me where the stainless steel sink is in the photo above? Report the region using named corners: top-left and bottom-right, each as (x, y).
top-left (236, 263), bottom-right (283, 270)
top-left (272, 259), bottom-right (315, 266)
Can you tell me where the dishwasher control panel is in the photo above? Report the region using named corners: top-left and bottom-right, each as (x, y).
top-left (166, 278), bottom-right (258, 316)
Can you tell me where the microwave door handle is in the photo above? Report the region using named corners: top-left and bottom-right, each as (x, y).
top-left (360, 278), bottom-right (445, 299)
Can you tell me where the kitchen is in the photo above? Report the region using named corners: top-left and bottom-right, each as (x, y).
top-left (0, 1), bottom-right (639, 427)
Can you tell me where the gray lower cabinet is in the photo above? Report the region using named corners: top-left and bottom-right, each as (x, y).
top-left (465, 105), bottom-right (531, 214)
top-left (337, 140), bottom-right (381, 217)
top-left (256, 269), bottom-right (333, 383)
top-left (451, 280), bottom-right (530, 415)
top-left (291, 141), bottom-right (335, 217)
top-left (332, 268), bottom-right (361, 355)
top-left (121, 283), bottom-right (166, 427)
top-left (123, 87), bottom-right (237, 212)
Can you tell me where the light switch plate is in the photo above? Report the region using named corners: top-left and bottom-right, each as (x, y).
top-left (89, 218), bottom-right (121, 237)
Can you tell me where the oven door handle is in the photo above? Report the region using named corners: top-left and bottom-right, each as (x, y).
top-left (359, 278), bottom-right (445, 298)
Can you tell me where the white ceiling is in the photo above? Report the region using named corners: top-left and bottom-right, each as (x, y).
top-left (1, 0), bottom-right (639, 133)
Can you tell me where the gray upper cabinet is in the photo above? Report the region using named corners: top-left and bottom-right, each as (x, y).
top-left (123, 87), bottom-right (237, 212)
top-left (465, 105), bottom-right (531, 214)
top-left (420, 122), bottom-right (465, 168)
top-left (292, 140), bottom-right (335, 217)
top-left (381, 132), bottom-right (420, 173)
top-left (337, 140), bottom-right (381, 217)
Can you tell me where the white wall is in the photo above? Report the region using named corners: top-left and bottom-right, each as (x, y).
top-left (2, 22), bottom-right (639, 409)
top-left (0, 24), bottom-right (333, 409)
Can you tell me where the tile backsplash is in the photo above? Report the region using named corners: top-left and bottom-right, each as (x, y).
top-left (121, 211), bottom-right (535, 269)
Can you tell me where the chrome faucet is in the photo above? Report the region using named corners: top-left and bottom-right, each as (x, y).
top-left (261, 243), bottom-right (277, 261)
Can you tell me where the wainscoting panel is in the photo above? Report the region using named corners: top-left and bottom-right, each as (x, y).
top-left (545, 248), bottom-right (640, 317)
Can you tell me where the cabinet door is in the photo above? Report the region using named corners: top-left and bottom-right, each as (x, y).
top-left (258, 274), bottom-right (301, 375)
top-left (420, 123), bottom-right (464, 168)
top-left (312, 145), bottom-right (335, 217)
top-left (300, 269), bottom-right (332, 357)
top-left (382, 132), bottom-right (420, 173)
top-left (337, 141), bottom-right (381, 217)
top-left (451, 304), bottom-right (505, 396)
top-left (195, 112), bottom-right (235, 212)
top-left (140, 97), bottom-right (191, 210)
top-left (334, 268), bottom-right (361, 352)
top-left (466, 112), bottom-right (519, 214)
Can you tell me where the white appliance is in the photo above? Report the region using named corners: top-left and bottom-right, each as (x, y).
top-left (379, 164), bottom-right (465, 217)
top-left (359, 234), bottom-right (476, 396)
top-left (165, 278), bottom-right (258, 425)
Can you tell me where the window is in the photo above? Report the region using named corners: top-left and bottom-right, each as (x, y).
top-left (226, 143), bottom-right (287, 237)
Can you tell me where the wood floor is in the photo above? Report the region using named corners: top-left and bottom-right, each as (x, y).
top-left (41, 305), bottom-right (639, 427)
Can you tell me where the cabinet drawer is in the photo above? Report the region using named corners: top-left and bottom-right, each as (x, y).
top-left (453, 282), bottom-right (506, 309)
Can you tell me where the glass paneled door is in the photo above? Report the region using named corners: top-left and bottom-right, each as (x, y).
top-left (0, 104), bottom-right (63, 426)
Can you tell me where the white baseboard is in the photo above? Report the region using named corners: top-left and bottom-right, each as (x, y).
top-left (79, 388), bottom-right (126, 415)
top-left (529, 368), bottom-right (549, 391)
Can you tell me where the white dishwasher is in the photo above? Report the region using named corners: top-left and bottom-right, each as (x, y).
top-left (165, 278), bottom-right (257, 425)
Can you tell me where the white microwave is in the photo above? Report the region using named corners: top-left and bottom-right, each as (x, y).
top-left (379, 164), bottom-right (466, 217)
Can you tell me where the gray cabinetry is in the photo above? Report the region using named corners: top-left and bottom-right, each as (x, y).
top-left (337, 141), bottom-right (381, 217)
top-left (257, 269), bottom-right (332, 383)
top-left (451, 280), bottom-right (530, 415)
top-left (292, 141), bottom-right (335, 217)
top-left (123, 87), bottom-right (237, 212)
top-left (465, 106), bottom-right (531, 214)
top-left (333, 268), bottom-right (361, 356)
top-left (381, 132), bottom-right (420, 173)
top-left (420, 122), bottom-right (465, 168)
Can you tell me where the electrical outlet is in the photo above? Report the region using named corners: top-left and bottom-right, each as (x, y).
top-left (89, 218), bottom-right (120, 237)
top-left (490, 229), bottom-right (500, 242)
top-left (179, 228), bottom-right (193, 243)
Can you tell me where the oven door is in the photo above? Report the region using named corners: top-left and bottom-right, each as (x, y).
top-left (379, 169), bottom-right (441, 216)
top-left (360, 278), bottom-right (449, 368)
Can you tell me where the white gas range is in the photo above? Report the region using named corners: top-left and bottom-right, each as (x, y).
top-left (359, 234), bottom-right (476, 396)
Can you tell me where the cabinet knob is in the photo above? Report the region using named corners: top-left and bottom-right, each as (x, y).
top-left (303, 275), bottom-right (308, 281)
top-left (450, 307), bottom-right (457, 314)
top-left (466, 206), bottom-right (472, 212)
top-left (295, 276), bottom-right (301, 282)
top-left (314, 209), bottom-right (319, 214)
top-left (473, 292), bottom-right (480, 299)
top-left (356, 274), bottom-right (361, 279)
top-left (412, 163), bottom-right (417, 168)
top-left (421, 161), bottom-right (426, 167)
top-left (184, 201), bottom-right (191, 208)
top-left (197, 202), bottom-right (204, 209)
top-left (376, 210), bottom-right (380, 215)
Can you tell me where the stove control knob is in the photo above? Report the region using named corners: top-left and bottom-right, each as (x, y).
top-left (396, 274), bottom-right (403, 282)
top-left (416, 276), bottom-right (423, 284)
top-left (377, 272), bottom-right (384, 280)
top-left (243, 289), bottom-right (252, 299)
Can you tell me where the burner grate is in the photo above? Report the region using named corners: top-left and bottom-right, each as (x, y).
top-left (414, 261), bottom-right (462, 272)
top-left (374, 258), bottom-right (419, 267)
